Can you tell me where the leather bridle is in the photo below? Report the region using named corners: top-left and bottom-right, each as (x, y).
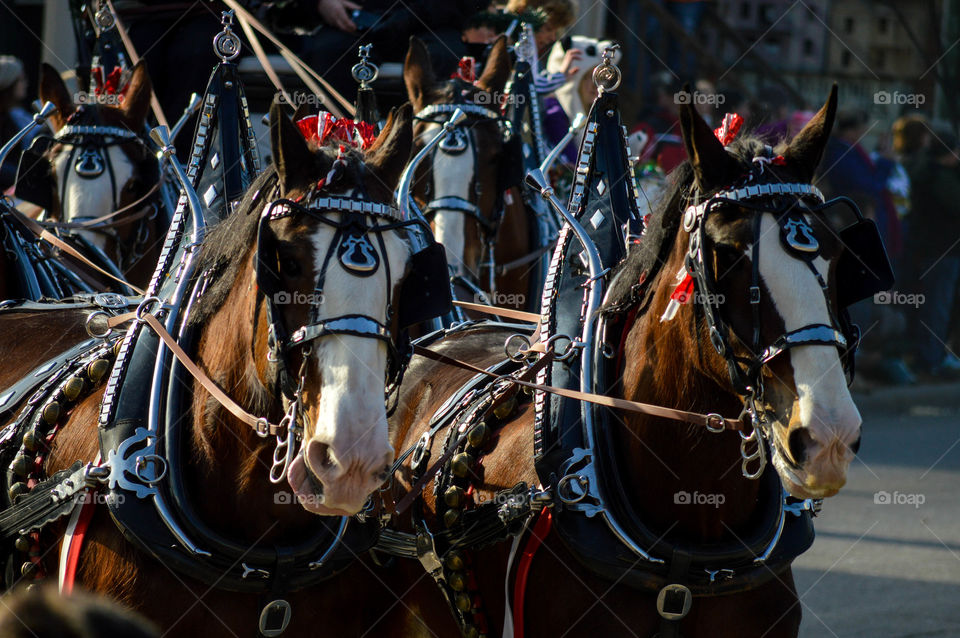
top-left (682, 164), bottom-right (854, 429)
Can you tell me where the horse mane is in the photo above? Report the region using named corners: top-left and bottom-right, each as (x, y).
top-left (186, 143), bottom-right (370, 328)
top-left (604, 133), bottom-right (774, 311)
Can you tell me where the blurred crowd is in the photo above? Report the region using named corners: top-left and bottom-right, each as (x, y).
top-left (2, 0), bottom-right (958, 385)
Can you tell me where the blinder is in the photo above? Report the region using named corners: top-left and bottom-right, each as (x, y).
top-left (14, 135), bottom-right (55, 211)
top-left (398, 241), bottom-right (454, 328)
top-left (822, 196), bottom-right (895, 308)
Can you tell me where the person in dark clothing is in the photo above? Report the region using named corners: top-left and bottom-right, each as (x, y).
top-left (293, 0), bottom-right (485, 102)
top-left (904, 128), bottom-right (960, 379)
top-left (0, 56), bottom-right (36, 192)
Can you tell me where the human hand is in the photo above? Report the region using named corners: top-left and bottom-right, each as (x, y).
top-left (560, 48), bottom-right (583, 78)
top-left (317, 0), bottom-right (361, 32)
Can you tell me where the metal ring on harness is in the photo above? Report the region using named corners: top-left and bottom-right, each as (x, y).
top-left (135, 296), bottom-right (162, 321)
top-left (134, 454), bottom-right (168, 485)
top-left (656, 583), bottom-right (692, 620)
top-left (504, 333), bottom-right (532, 362)
top-left (557, 473), bottom-right (590, 504)
top-left (85, 310), bottom-right (113, 339)
top-left (704, 413), bottom-right (726, 433)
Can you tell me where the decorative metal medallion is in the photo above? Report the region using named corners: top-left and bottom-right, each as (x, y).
top-left (337, 232), bottom-right (379, 275)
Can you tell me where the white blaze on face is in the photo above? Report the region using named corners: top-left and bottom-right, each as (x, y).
top-left (292, 216), bottom-right (409, 514)
top-left (52, 145), bottom-right (134, 252)
top-left (755, 215), bottom-right (861, 485)
top-left (421, 123), bottom-right (473, 275)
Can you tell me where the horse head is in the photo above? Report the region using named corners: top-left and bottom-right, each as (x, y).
top-left (33, 62), bottom-right (158, 266)
top-left (667, 85), bottom-right (861, 499)
top-left (403, 36), bottom-right (515, 289)
top-left (192, 101), bottom-right (420, 516)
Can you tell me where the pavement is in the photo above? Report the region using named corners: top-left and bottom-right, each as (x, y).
top-left (795, 382), bottom-right (960, 637)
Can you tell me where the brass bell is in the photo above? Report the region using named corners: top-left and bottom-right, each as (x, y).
top-left (448, 570), bottom-right (467, 591)
top-left (41, 402), bottom-right (61, 426)
top-left (8, 482), bottom-right (28, 502)
top-left (454, 592), bottom-right (472, 612)
top-left (467, 423), bottom-right (490, 449)
top-left (11, 454), bottom-right (33, 477)
top-left (443, 509), bottom-right (461, 528)
top-left (20, 562), bottom-right (35, 577)
top-left (444, 486), bottom-right (465, 508)
top-left (14, 536), bottom-right (30, 553)
top-left (22, 429), bottom-right (39, 452)
top-left (450, 453), bottom-right (474, 478)
top-left (63, 376), bottom-right (86, 402)
top-left (463, 624), bottom-right (479, 638)
top-left (493, 396), bottom-right (517, 420)
top-left (87, 358), bottom-right (110, 384)
top-left (445, 551), bottom-right (465, 571)
top-left (112, 339), bottom-right (122, 357)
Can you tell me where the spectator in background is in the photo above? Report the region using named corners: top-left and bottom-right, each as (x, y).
top-left (296, 0), bottom-right (485, 101)
top-left (903, 128), bottom-right (960, 380)
top-left (753, 85), bottom-right (792, 144)
top-left (821, 109), bottom-right (916, 384)
top-left (0, 56), bottom-right (35, 192)
top-left (506, 0), bottom-right (578, 57)
top-left (633, 72), bottom-right (685, 173)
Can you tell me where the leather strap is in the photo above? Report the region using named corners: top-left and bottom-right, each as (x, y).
top-left (494, 244), bottom-right (552, 276)
top-left (413, 346), bottom-right (744, 432)
top-left (222, 0), bottom-right (355, 118)
top-left (12, 210), bottom-right (146, 295)
top-left (136, 312), bottom-right (283, 436)
top-left (452, 300), bottom-right (539, 324)
top-left (47, 184), bottom-right (159, 230)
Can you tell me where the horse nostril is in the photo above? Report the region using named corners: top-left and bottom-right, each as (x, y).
top-left (307, 442), bottom-right (336, 473)
top-left (849, 434), bottom-right (861, 455)
top-left (787, 428), bottom-right (813, 466)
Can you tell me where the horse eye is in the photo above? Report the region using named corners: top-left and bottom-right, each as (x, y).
top-left (713, 245), bottom-right (743, 276)
top-left (280, 257), bottom-right (302, 277)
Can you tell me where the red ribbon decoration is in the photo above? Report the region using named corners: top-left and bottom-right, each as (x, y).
top-left (451, 56), bottom-right (477, 83)
top-left (295, 112), bottom-right (376, 150)
top-left (713, 112), bottom-right (744, 146)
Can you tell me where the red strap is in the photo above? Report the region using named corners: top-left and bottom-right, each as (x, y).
top-left (512, 507), bottom-right (553, 638)
top-left (61, 495), bottom-right (96, 594)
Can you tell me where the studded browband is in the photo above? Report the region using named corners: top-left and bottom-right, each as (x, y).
top-left (267, 197), bottom-right (404, 222)
top-left (415, 103), bottom-right (501, 121)
top-left (683, 182), bottom-right (824, 228)
top-left (54, 125), bottom-right (141, 141)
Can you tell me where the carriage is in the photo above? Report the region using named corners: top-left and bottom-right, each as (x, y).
top-left (0, 7), bottom-right (895, 638)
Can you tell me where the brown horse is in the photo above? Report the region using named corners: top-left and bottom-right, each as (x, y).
top-left (404, 37), bottom-right (536, 312)
top-left (13, 62), bottom-right (164, 290)
top-left (383, 88), bottom-right (862, 637)
top-left (0, 102), bottom-right (435, 634)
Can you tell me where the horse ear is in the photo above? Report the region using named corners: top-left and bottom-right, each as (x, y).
top-left (366, 104), bottom-right (413, 194)
top-left (269, 100), bottom-right (315, 196)
top-left (783, 84), bottom-right (838, 182)
top-left (120, 61), bottom-right (152, 127)
top-left (404, 37), bottom-right (434, 113)
top-left (38, 63), bottom-right (75, 131)
top-left (678, 85), bottom-right (738, 190)
top-left (476, 36), bottom-right (511, 97)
